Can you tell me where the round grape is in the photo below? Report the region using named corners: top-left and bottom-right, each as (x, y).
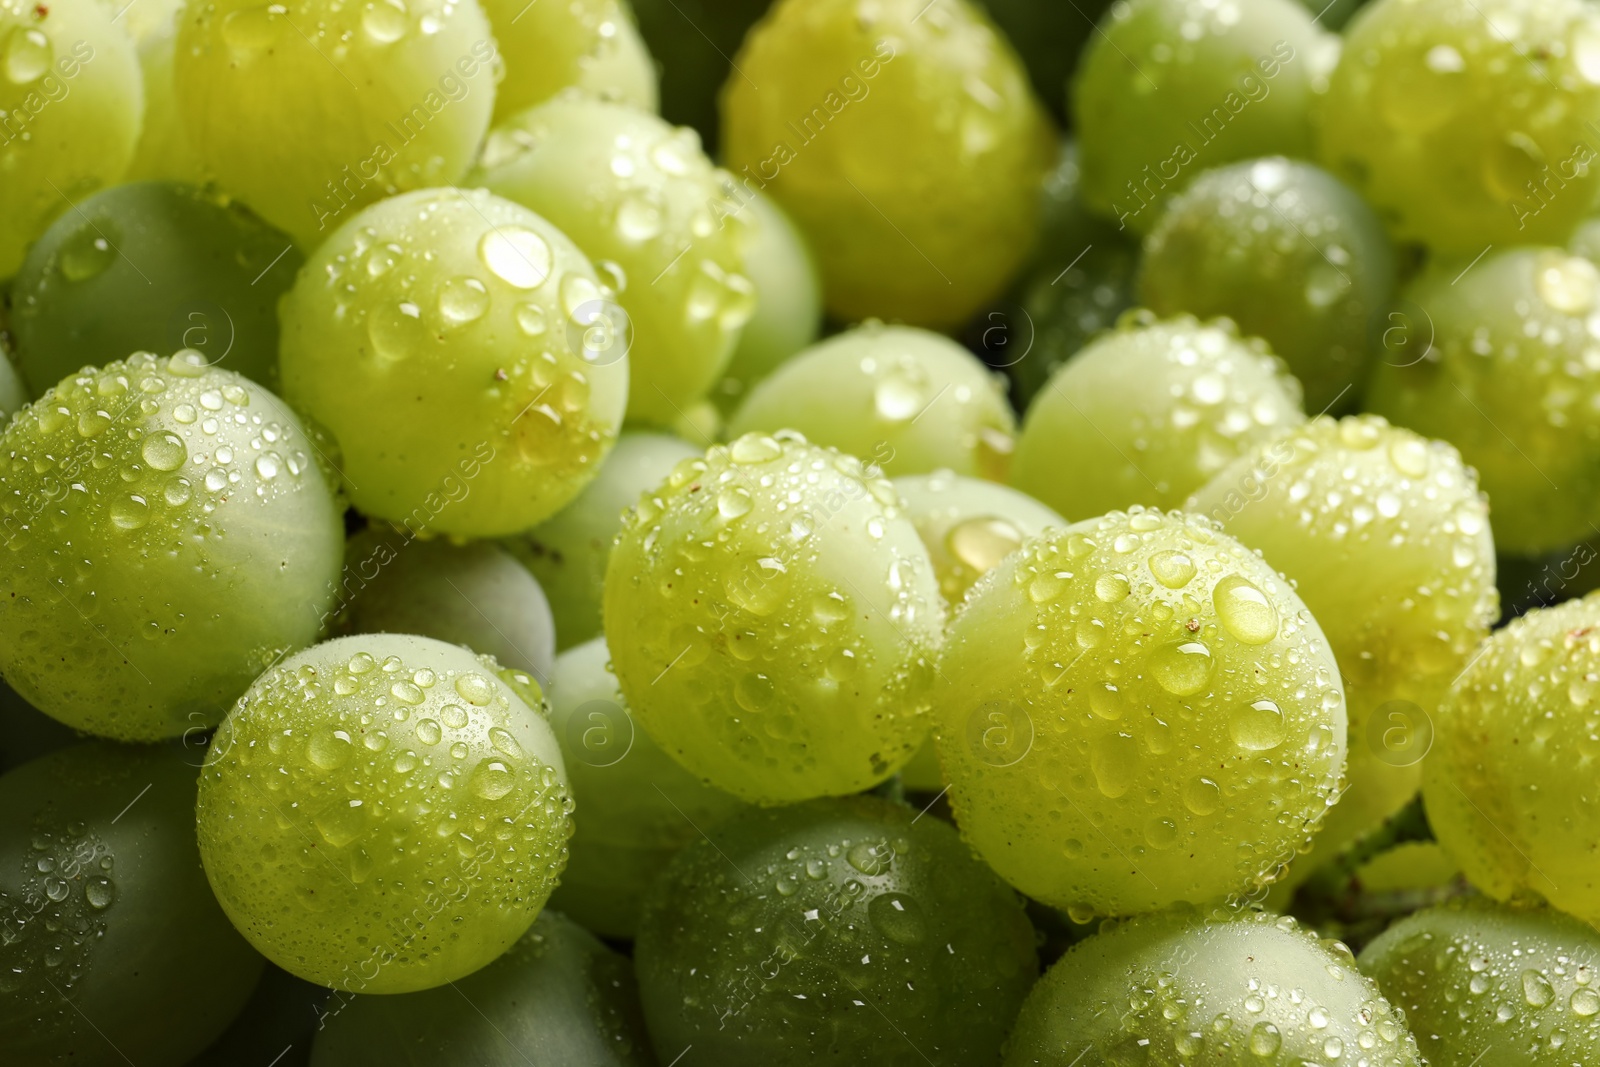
top-left (0, 679), bottom-right (75, 774)
top-left (477, 0), bottom-right (655, 123)
top-left (120, 0), bottom-right (206, 184)
top-left (629, 0), bottom-right (769, 147)
top-left (187, 964), bottom-right (328, 1067)
top-left (0, 353), bottom-right (28, 421)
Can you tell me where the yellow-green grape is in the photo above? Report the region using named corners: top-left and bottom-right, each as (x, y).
top-left (0, 0), bottom-right (143, 278)
top-left (1571, 215), bottom-right (1600, 263)
top-left (197, 634), bottom-right (572, 994)
top-left (727, 322), bottom-right (1017, 480)
top-left (722, 0), bottom-right (1056, 328)
top-left (509, 431), bottom-right (700, 650)
top-left (1365, 248), bottom-right (1600, 556)
top-left (1360, 898), bottom-right (1600, 1067)
top-left (1072, 0), bottom-right (1335, 234)
top-left (117, 0), bottom-right (206, 183)
top-left (1353, 840), bottom-right (1461, 894)
top-left (546, 637), bottom-right (748, 937)
top-left (472, 96), bottom-right (753, 425)
top-left (0, 353), bottom-right (27, 421)
top-left (174, 0), bottom-right (496, 246)
top-left (937, 508), bottom-right (1346, 917)
top-left (1317, 0), bottom-right (1600, 255)
top-left (1424, 594), bottom-right (1600, 929)
top-left (629, 0), bottom-right (769, 147)
top-left (279, 188), bottom-right (628, 537)
top-left (1188, 416), bottom-right (1497, 883)
top-left (0, 351), bottom-right (344, 741)
top-left (477, 0), bottom-right (655, 123)
top-left (1005, 910), bottom-right (1424, 1066)
top-left (603, 430), bottom-right (944, 803)
top-left (1010, 313), bottom-right (1306, 521)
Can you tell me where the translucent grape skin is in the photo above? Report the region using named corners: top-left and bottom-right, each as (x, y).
top-left (727, 322), bottom-right (1017, 481)
top-left (278, 187), bottom-right (629, 538)
top-left (119, 0), bottom-right (207, 184)
top-left (0, 351), bottom-right (344, 741)
top-left (1140, 157), bottom-right (1397, 413)
top-left (603, 431), bottom-right (944, 803)
top-left (196, 634), bottom-right (572, 994)
top-left (11, 181), bottom-right (302, 391)
top-left (1364, 247), bottom-right (1600, 556)
top-left (309, 910), bottom-right (654, 1066)
top-left (1360, 898), bottom-right (1600, 1067)
top-left (0, 743), bottom-right (264, 1067)
top-left (0, 0), bottom-right (143, 278)
top-left (937, 508), bottom-right (1347, 917)
top-left (722, 0), bottom-right (1056, 328)
top-left (475, 0), bottom-right (656, 123)
top-left (635, 796), bottom-right (1038, 1066)
top-left (1010, 313), bottom-right (1307, 521)
top-left (1005, 910), bottom-right (1423, 1066)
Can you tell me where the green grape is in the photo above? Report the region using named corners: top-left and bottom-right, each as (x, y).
top-left (635, 795), bottom-right (1038, 1065)
top-left (545, 636), bottom-right (749, 938)
top-left (1351, 840), bottom-right (1460, 895)
top-left (1571, 214), bottom-right (1600, 263)
top-left (337, 528), bottom-right (557, 682)
top-left (117, 0), bottom-right (207, 183)
top-left (979, 0), bottom-right (1113, 124)
top-left (187, 965), bottom-right (328, 1067)
top-left (1295, 0), bottom-right (1365, 29)
top-left (476, 0), bottom-right (655, 123)
top-left (196, 633), bottom-right (573, 993)
top-left (173, 0), bottom-right (496, 246)
top-left (1010, 313), bottom-right (1306, 521)
top-left (629, 0), bottom-right (769, 148)
top-left (722, 0), bottom-right (1056, 329)
top-left (1187, 416), bottom-right (1497, 885)
top-left (1005, 909), bottom-right (1423, 1065)
top-left (508, 431), bottom-right (699, 651)
top-left (0, 351), bottom-right (343, 741)
top-left (603, 430), bottom-right (944, 803)
top-left (1364, 247), bottom-right (1600, 556)
top-left (0, 679), bottom-right (76, 774)
top-left (1139, 158), bottom-right (1397, 413)
top-left (1317, 0), bottom-right (1600, 255)
top-left (1423, 594), bottom-right (1600, 931)
top-left (472, 96), bottom-right (754, 426)
top-left (1072, 0), bottom-right (1335, 233)
top-left (279, 187), bottom-right (629, 538)
top-left (936, 508), bottom-right (1346, 917)
top-left (727, 322), bottom-right (1017, 481)
top-left (11, 181), bottom-right (302, 391)
top-left (309, 910), bottom-right (654, 1066)
top-left (0, 0), bottom-right (143, 278)
top-left (0, 353), bottom-right (28, 420)
top-left (0, 743), bottom-right (264, 1067)
top-left (1360, 898), bottom-right (1600, 1066)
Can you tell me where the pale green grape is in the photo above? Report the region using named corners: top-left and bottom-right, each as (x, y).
top-left (117, 0), bottom-right (206, 183)
top-left (1072, 0), bottom-right (1335, 233)
top-left (174, 0), bottom-right (496, 246)
top-left (0, 743), bottom-right (264, 1067)
top-left (196, 634), bottom-right (572, 994)
top-left (1140, 157), bottom-right (1397, 413)
top-left (0, 0), bottom-right (143, 278)
top-left (1365, 248), bottom-right (1600, 556)
top-left (722, 0), bottom-right (1056, 328)
top-left (727, 322), bottom-right (1016, 480)
top-left (603, 430), bottom-right (944, 803)
top-left (1318, 0), bottom-right (1600, 255)
top-left (1010, 313), bottom-right (1306, 521)
top-left (472, 96), bottom-right (753, 425)
top-left (279, 187), bottom-right (629, 537)
top-left (936, 508), bottom-right (1345, 917)
top-left (476, 0), bottom-right (656, 123)
top-left (1005, 909), bottom-right (1423, 1065)
top-left (1360, 898), bottom-right (1600, 1067)
top-left (0, 351), bottom-right (344, 741)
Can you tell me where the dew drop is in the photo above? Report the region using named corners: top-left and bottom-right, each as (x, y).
top-left (1149, 641), bottom-right (1213, 696)
top-left (479, 228), bottom-right (552, 289)
top-left (1213, 574), bottom-right (1279, 645)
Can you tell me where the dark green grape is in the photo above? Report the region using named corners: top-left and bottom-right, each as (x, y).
top-left (185, 964), bottom-right (328, 1067)
top-left (0, 742), bottom-right (264, 1067)
top-left (1295, 0), bottom-right (1366, 29)
top-left (309, 910), bottom-right (654, 1067)
top-left (10, 181), bottom-right (301, 391)
top-left (630, 0), bottom-right (770, 149)
top-left (635, 795), bottom-right (1037, 1066)
top-left (0, 679), bottom-right (76, 774)
top-left (979, 0), bottom-right (1112, 124)
top-left (0, 352), bottom-right (27, 421)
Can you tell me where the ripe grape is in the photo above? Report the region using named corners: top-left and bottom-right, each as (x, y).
top-left (120, 0), bottom-right (206, 184)
top-left (0, 743), bottom-right (264, 1066)
top-left (727, 323), bottom-right (1016, 480)
top-left (278, 187), bottom-right (629, 537)
top-left (603, 431), bottom-right (944, 803)
top-left (980, 0), bottom-right (1112, 124)
top-left (1140, 157), bottom-right (1397, 413)
top-left (721, 0), bottom-right (1056, 328)
top-left (1010, 313), bottom-right (1306, 521)
top-left (473, 96), bottom-right (753, 426)
top-left (629, 0), bottom-right (770, 147)
top-left (11, 180), bottom-right (302, 391)
top-left (0, 351), bottom-right (344, 741)
top-left (0, 680), bottom-right (75, 774)
top-left (635, 795), bottom-right (1038, 1065)
top-left (476, 0), bottom-right (656, 122)
top-left (1571, 215), bottom-right (1600, 263)
top-left (188, 965), bottom-right (329, 1067)
top-left (936, 508), bottom-right (1346, 917)
top-left (196, 634), bottom-right (572, 994)
top-left (0, 353), bottom-right (28, 420)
